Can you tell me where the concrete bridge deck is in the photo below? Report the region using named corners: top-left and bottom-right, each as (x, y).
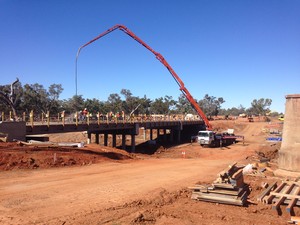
top-left (1, 120), bottom-right (205, 152)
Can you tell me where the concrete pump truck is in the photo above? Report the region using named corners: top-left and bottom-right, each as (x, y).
top-left (76, 24), bottom-right (243, 147)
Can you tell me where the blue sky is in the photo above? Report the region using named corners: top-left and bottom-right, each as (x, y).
top-left (1, 0), bottom-right (299, 113)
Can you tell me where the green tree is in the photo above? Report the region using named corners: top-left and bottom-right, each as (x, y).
top-left (221, 104), bottom-right (246, 116)
top-left (84, 98), bottom-right (103, 114)
top-left (0, 80), bottom-right (23, 117)
top-left (176, 94), bottom-right (194, 114)
top-left (47, 84), bottom-right (64, 114)
top-left (138, 95), bottom-right (152, 115)
top-left (62, 95), bottom-right (85, 113)
top-left (107, 93), bottom-right (122, 113)
top-left (20, 83), bottom-right (48, 114)
top-left (198, 94), bottom-right (225, 118)
top-left (151, 95), bottom-right (177, 114)
top-left (48, 84), bottom-right (63, 101)
top-left (248, 98), bottom-right (272, 116)
top-left (0, 85), bottom-right (12, 113)
top-left (120, 89), bottom-right (132, 99)
top-left (120, 89), bottom-right (139, 114)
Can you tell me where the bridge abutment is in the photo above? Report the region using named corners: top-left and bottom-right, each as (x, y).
top-left (0, 121), bottom-right (26, 142)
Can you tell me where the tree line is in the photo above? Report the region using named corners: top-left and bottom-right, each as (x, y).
top-left (0, 82), bottom-right (276, 118)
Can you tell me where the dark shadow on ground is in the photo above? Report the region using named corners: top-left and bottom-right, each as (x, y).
top-left (124, 139), bottom-right (186, 155)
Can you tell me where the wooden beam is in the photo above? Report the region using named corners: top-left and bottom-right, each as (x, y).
top-left (272, 184), bottom-right (295, 210)
top-left (287, 187), bottom-right (300, 213)
top-left (269, 191), bottom-right (300, 199)
top-left (285, 181), bottom-right (300, 186)
top-left (271, 196), bottom-right (300, 206)
top-left (263, 182), bottom-right (286, 204)
top-left (257, 181), bottom-right (277, 202)
top-left (193, 191), bottom-right (247, 206)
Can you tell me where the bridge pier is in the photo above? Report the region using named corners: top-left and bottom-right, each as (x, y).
top-left (84, 125), bottom-right (139, 153)
top-left (157, 129), bottom-right (160, 141)
top-left (176, 128), bottom-right (181, 143)
top-left (131, 134), bottom-right (135, 153)
top-left (104, 133), bottom-right (108, 146)
top-left (139, 127), bottom-right (185, 145)
top-left (150, 129), bottom-right (153, 140)
top-left (95, 133), bottom-right (99, 144)
top-left (170, 129), bottom-right (174, 143)
top-left (277, 94), bottom-right (300, 176)
top-left (112, 133), bottom-right (117, 148)
top-left (122, 134), bottom-right (126, 150)
top-left (87, 132), bottom-right (91, 144)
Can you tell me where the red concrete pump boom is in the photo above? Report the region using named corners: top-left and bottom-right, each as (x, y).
top-left (76, 24), bottom-right (213, 130)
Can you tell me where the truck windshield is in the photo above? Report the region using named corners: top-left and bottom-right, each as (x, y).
top-left (198, 132), bottom-right (208, 137)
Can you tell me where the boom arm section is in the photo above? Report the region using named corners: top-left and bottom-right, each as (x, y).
top-left (76, 24), bottom-right (212, 130)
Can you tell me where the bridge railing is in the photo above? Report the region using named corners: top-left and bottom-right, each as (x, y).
top-left (0, 111), bottom-right (201, 127)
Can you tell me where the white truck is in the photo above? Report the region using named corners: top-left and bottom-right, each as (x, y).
top-left (192, 130), bottom-right (244, 147)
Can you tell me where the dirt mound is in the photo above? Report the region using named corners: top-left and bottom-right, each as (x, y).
top-left (255, 142), bottom-right (281, 161)
top-left (210, 119), bottom-right (247, 133)
top-left (0, 120), bottom-right (279, 171)
top-left (0, 142), bottom-right (134, 171)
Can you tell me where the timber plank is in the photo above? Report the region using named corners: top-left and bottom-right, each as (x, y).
top-left (272, 184), bottom-right (295, 210)
top-left (270, 191), bottom-right (300, 199)
top-left (257, 181), bottom-right (277, 202)
top-left (287, 187), bottom-right (300, 213)
top-left (193, 191), bottom-right (246, 206)
top-left (263, 182), bottom-right (286, 204)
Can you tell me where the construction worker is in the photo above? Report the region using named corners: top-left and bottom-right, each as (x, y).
top-left (82, 108), bottom-right (87, 115)
top-left (82, 108), bottom-right (88, 121)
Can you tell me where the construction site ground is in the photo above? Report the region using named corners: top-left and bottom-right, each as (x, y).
top-left (0, 118), bottom-right (293, 225)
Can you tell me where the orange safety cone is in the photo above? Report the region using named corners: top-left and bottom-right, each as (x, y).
top-left (182, 150), bottom-right (186, 158)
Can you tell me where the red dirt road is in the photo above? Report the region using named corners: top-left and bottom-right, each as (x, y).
top-left (1, 157), bottom-right (237, 224)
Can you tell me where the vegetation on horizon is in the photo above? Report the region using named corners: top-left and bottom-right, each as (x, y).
top-left (0, 82), bottom-right (276, 118)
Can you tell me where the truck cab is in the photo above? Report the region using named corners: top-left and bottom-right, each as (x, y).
top-left (197, 131), bottom-right (216, 146)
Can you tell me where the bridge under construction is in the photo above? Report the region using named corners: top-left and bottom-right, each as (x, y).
top-left (0, 120), bottom-right (205, 152)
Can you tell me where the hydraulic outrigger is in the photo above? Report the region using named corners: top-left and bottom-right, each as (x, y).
top-left (76, 24), bottom-right (213, 130)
